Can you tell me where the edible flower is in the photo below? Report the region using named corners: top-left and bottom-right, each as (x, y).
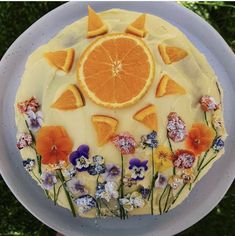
top-left (129, 158), bottom-right (148, 180)
top-left (112, 132), bottom-right (137, 155)
top-left (17, 96), bottom-right (40, 114)
top-left (26, 110), bottom-right (43, 132)
top-left (173, 149), bottom-right (195, 169)
top-left (16, 133), bottom-right (32, 149)
top-left (167, 112), bottom-right (187, 142)
top-left (95, 181), bottom-right (119, 202)
top-left (155, 173), bottom-right (168, 189)
top-left (140, 131), bottom-right (158, 149)
top-left (88, 155), bottom-right (106, 175)
top-left (62, 167), bottom-right (77, 178)
top-left (200, 95), bottom-right (219, 111)
top-left (185, 123), bottom-right (215, 155)
top-left (212, 114), bottom-right (223, 133)
top-left (66, 178), bottom-right (88, 196)
top-left (154, 146), bottom-right (173, 172)
top-left (168, 175), bottom-right (183, 190)
top-left (36, 126), bottom-right (73, 165)
top-left (22, 158), bottom-right (35, 172)
top-left (138, 186), bottom-right (150, 199)
top-left (119, 191), bottom-right (145, 212)
top-left (123, 175), bottom-right (137, 188)
top-left (181, 169), bottom-right (194, 184)
top-left (69, 145), bottom-right (90, 172)
top-left (74, 195), bottom-right (96, 214)
top-left (41, 171), bottom-right (57, 190)
top-left (102, 163), bottom-right (121, 181)
top-left (212, 136), bottom-right (224, 151)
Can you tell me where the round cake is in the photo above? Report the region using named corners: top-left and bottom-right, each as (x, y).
top-left (14, 7), bottom-right (227, 219)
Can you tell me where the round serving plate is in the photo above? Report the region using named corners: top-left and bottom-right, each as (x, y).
top-left (0, 2), bottom-right (234, 236)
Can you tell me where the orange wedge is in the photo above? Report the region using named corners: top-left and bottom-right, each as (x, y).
top-left (126, 14), bottom-right (147, 37)
top-left (156, 74), bottom-right (186, 97)
top-left (87, 5), bottom-right (108, 38)
top-left (92, 115), bottom-right (118, 146)
top-left (51, 84), bottom-right (84, 110)
top-left (77, 33), bottom-right (155, 108)
top-left (158, 44), bottom-right (188, 64)
top-left (133, 104), bottom-right (157, 130)
top-left (44, 48), bottom-right (74, 72)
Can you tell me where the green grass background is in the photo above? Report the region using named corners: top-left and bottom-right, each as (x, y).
top-left (0, 2), bottom-right (234, 236)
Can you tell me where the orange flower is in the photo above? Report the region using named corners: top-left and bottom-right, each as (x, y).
top-left (36, 126), bottom-right (73, 165)
top-left (185, 123), bottom-right (215, 155)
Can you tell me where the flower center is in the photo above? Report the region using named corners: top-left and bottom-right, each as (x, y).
top-left (159, 151), bottom-right (168, 160)
top-left (194, 139), bottom-right (200, 145)
top-left (50, 145), bottom-right (58, 155)
top-left (112, 60), bottom-right (122, 76)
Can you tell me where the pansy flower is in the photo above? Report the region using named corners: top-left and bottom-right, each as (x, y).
top-left (173, 149), bottom-right (195, 169)
top-left (88, 155), bottom-right (106, 175)
top-left (62, 167), bottom-right (77, 178)
top-left (212, 136), bottom-right (224, 151)
top-left (119, 191), bottom-right (145, 212)
top-left (168, 175), bottom-right (183, 190)
top-left (155, 173), bottom-right (168, 189)
top-left (66, 178), bottom-right (88, 196)
top-left (17, 133), bottom-right (32, 149)
top-left (26, 110), bottom-right (43, 132)
top-left (181, 169), bottom-right (194, 184)
top-left (112, 132), bottom-right (137, 155)
top-left (185, 123), bottom-right (214, 155)
top-left (154, 146), bottom-right (173, 172)
top-left (129, 158), bottom-right (148, 181)
top-left (102, 163), bottom-right (121, 181)
top-left (69, 145), bottom-right (90, 172)
top-left (200, 95), bottom-right (219, 111)
top-left (138, 186), bottom-right (150, 199)
top-left (36, 126), bottom-right (73, 165)
top-left (41, 172), bottom-right (57, 190)
top-left (167, 112), bottom-right (187, 142)
top-left (22, 158), bottom-right (35, 172)
top-left (123, 175), bottom-right (137, 188)
top-left (212, 114), bottom-right (223, 133)
top-left (75, 195), bottom-right (96, 214)
top-left (17, 96), bottom-right (40, 114)
top-left (140, 131), bottom-right (158, 149)
top-left (95, 181), bottom-right (119, 202)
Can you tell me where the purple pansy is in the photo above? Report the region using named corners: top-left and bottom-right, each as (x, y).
top-left (69, 145), bottom-right (90, 172)
top-left (138, 186), bottom-right (150, 199)
top-left (212, 136), bottom-right (224, 151)
top-left (140, 131), bottom-right (158, 149)
top-left (66, 178), bottom-right (88, 196)
top-left (129, 158), bottom-right (148, 181)
top-left (41, 172), bottom-right (57, 190)
top-left (22, 158), bottom-right (35, 172)
top-left (26, 110), bottom-right (43, 132)
top-left (102, 163), bottom-right (121, 181)
top-left (155, 173), bottom-right (167, 188)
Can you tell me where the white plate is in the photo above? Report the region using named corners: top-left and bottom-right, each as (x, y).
top-left (0, 2), bottom-right (235, 236)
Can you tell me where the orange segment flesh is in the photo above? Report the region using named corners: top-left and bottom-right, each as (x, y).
top-left (77, 33), bottom-right (155, 108)
top-left (126, 14), bottom-right (147, 37)
top-left (92, 115), bottom-right (118, 146)
top-left (44, 48), bottom-right (74, 72)
top-left (133, 104), bottom-right (157, 130)
top-left (158, 44), bottom-right (188, 64)
top-left (87, 5), bottom-right (108, 38)
top-left (156, 74), bottom-right (186, 97)
top-left (51, 84), bottom-right (84, 110)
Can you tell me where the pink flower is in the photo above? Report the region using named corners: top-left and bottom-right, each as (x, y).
top-left (200, 96), bottom-right (219, 111)
top-left (173, 149), bottom-right (196, 169)
top-left (111, 133), bottom-right (137, 155)
top-left (17, 96), bottom-right (40, 114)
top-left (16, 133), bottom-right (33, 149)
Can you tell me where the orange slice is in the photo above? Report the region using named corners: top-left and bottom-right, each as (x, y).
top-left (92, 115), bottom-right (118, 146)
top-left (133, 104), bottom-right (157, 130)
top-left (51, 84), bottom-right (84, 110)
top-left (87, 5), bottom-right (108, 38)
top-left (126, 14), bottom-right (147, 37)
top-left (158, 44), bottom-right (188, 64)
top-left (77, 33), bottom-right (155, 108)
top-left (156, 74), bottom-right (186, 97)
top-left (44, 48), bottom-right (74, 72)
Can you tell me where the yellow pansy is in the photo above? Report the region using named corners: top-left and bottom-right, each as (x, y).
top-left (154, 145), bottom-right (173, 172)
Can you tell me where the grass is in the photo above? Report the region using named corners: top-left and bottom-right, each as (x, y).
top-left (0, 2), bottom-right (234, 235)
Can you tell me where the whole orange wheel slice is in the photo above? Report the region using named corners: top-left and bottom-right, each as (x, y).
top-left (87, 6), bottom-right (108, 38)
top-left (126, 14), bottom-right (147, 37)
top-left (77, 33), bottom-right (155, 108)
top-left (92, 115), bottom-right (118, 146)
top-left (51, 84), bottom-right (84, 110)
top-left (133, 104), bottom-right (157, 130)
top-left (44, 48), bottom-right (74, 72)
top-left (156, 74), bottom-right (186, 97)
top-left (158, 44), bottom-right (188, 64)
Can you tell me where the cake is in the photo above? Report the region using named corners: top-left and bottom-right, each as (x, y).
top-left (15, 6), bottom-right (227, 219)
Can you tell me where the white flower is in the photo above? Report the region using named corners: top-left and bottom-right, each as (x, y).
top-left (155, 173), bottom-right (167, 189)
top-left (75, 156), bottom-right (90, 170)
top-left (96, 181), bottom-right (119, 202)
top-left (75, 195), bottom-right (96, 214)
top-left (66, 178), bottom-right (88, 196)
top-left (26, 110), bottom-right (43, 132)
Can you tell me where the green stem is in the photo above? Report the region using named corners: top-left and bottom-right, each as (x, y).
top-left (204, 111), bottom-right (209, 126)
top-left (171, 184), bottom-right (186, 205)
top-left (57, 169), bottom-right (76, 217)
top-left (158, 185), bottom-right (168, 215)
top-left (163, 187), bottom-right (172, 213)
top-left (151, 147), bottom-right (154, 215)
top-left (53, 185), bottom-right (56, 205)
top-left (197, 149), bottom-right (209, 171)
top-left (167, 135), bottom-right (174, 154)
top-left (119, 154), bottom-right (126, 220)
top-left (101, 199), bottom-right (119, 217)
top-left (36, 155), bottom-right (42, 175)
